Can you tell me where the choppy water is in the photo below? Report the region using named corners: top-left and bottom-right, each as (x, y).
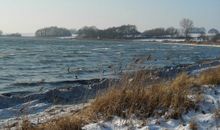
top-left (0, 37), bottom-right (220, 94)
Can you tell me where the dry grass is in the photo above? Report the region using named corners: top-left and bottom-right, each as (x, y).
top-left (16, 66), bottom-right (220, 130)
top-left (86, 72), bottom-right (195, 120)
top-left (37, 117), bottom-right (84, 130)
top-left (20, 119), bottom-right (34, 130)
top-left (196, 67), bottom-right (220, 85)
top-left (19, 116), bottom-right (85, 130)
top-left (214, 109), bottom-right (220, 119)
top-left (189, 120), bottom-right (198, 130)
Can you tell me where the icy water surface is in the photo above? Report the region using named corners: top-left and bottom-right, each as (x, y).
top-left (0, 37), bottom-right (220, 93)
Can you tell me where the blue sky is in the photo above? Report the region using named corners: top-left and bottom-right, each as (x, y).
top-left (0, 0), bottom-right (219, 33)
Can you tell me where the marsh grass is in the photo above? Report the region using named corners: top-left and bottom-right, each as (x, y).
top-left (196, 67), bottom-right (220, 85)
top-left (87, 72), bottom-right (195, 120)
top-left (36, 117), bottom-right (84, 130)
top-left (16, 66), bottom-right (220, 130)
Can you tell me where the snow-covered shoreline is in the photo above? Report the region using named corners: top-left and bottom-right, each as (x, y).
top-left (1, 60), bottom-right (220, 129)
top-left (0, 78), bottom-right (109, 129)
top-left (83, 85), bottom-right (220, 130)
top-left (134, 39), bottom-right (220, 48)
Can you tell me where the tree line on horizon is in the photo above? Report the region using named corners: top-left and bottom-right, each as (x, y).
top-left (76, 18), bottom-right (219, 40)
top-left (0, 18), bottom-right (220, 41)
top-left (0, 30), bottom-right (22, 37)
top-left (33, 18), bottom-right (220, 41)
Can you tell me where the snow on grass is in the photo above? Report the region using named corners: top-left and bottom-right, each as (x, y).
top-left (83, 86), bottom-right (220, 130)
top-left (0, 102), bottom-right (89, 129)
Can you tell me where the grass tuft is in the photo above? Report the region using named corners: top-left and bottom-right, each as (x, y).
top-left (20, 119), bottom-right (35, 130)
top-left (189, 120), bottom-right (198, 130)
top-left (196, 67), bottom-right (220, 85)
top-left (87, 73), bottom-right (195, 119)
top-left (19, 116), bottom-right (85, 130)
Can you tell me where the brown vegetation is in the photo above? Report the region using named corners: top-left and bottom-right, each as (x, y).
top-left (18, 116), bottom-right (86, 130)
top-left (189, 120), bottom-right (198, 130)
top-left (87, 73), bottom-right (194, 120)
top-left (214, 109), bottom-right (220, 119)
top-left (196, 67), bottom-right (220, 85)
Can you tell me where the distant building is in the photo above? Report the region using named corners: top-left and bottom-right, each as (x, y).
top-left (189, 27), bottom-right (206, 42)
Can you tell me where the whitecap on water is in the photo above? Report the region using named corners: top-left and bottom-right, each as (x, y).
top-left (92, 48), bottom-right (110, 51)
top-left (0, 53), bottom-right (15, 58)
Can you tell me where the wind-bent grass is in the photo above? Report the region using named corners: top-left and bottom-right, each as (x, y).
top-left (16, 66), bottom-right (220, 130)
top-left (87, 72), bottom-right (195, 120)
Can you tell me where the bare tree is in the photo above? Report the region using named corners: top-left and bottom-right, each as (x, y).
top-left (180, 18), bottom-right (194, 39)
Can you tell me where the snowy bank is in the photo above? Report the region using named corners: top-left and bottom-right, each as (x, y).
top-left (1, 61), bottom-right (220, 130)
top-left (83, 85), bottom-right (220, 130)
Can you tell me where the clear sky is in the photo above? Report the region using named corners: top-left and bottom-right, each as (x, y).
top-left (0, 0), bottom-right (219, 33)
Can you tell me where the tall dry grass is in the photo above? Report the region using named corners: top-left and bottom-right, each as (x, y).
top-left (196, 67), bottom-right (220, 85)
top-left (87, 72), bottom-right (195, 120)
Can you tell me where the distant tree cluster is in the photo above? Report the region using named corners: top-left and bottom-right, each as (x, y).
top-left (99, 25), bottom-right (140, 39)
top-left (77, 26), bottom-right (99, 39)
top-left (77, 25), bottom-right (140, 39)
top-left (5, 33), bottom-right (22, 37)
top-left (0, 30), bottom-right (22, 37)
top-left (212, 34), bottom-right (220, 42)
top-left (166, 27), bottom-right (179, 37)
top-left (142, 19), bottom-right (219, 41)
top-left (35, 26), bottom-right (72, 37)
top-left (142, 27), bottom-right (178, 38)
top-left (69, 29), bottom-right (78, 34)
top-left (208, 28), bottom-right (219, 35)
